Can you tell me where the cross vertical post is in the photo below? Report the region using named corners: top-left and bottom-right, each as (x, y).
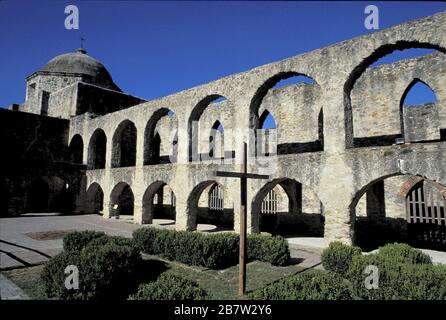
top-left (215, 142), bottom-right (270, 297)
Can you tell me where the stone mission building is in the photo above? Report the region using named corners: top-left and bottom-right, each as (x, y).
top-left (1, 12), bottom-right (446, 250)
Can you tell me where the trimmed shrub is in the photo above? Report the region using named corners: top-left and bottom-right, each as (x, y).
top-left (41, 241), bottom-right (141, 300)
top-left (321, 242), bottom-right (362, 277)
top-left (133, 227), bottom-right (158, 253)
top-left (128, 274), bottom-right (207, 300)
top-left (377, 243), bottom-right (432, 265)
top-left (88, 235), bottom-right (136, 250)
top-left (249, 269), bottom-right (353, 300)
top-left (347, 251), bottom-right (445, 300)
top-left (247, 234), bottom-right (290, 266)
top-left (63, 230), bottom-right (106, 251)
top-left (40, 250), bottom-right (79, 299)
top-left (132, 228), bottom-right (290, 269)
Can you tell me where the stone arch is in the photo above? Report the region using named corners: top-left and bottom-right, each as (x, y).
top-left (350, 172), bottom-right (446, 250)
top-left (249, 72), bottom-right (322, 155)
top-left (344, 41), bottom-right (446, 148)
top-left (87, 128), bottom-right (106, 169)
top-left (85, 182), bottom-right (104, 214)
top-left (188, 94), bottom-right (227, 162)
top-left (111, 120), bottom-right (137, 168)
top-left (68, 134), bottom-right (84, 164)
top-left (144, 108), bottom-right (177, 165)
top-left (109, 182), bottom-right (134, 217)
top-left (251, 177), bottom-right (324, 236)
top-left (142, 181), bottom-right (176, 224)
top-left (249, 72), bottom-right (318, 130)
top-left (186, 180), bottom-right (234, 231)
top-left (400, 78), bottom-right (440, 142)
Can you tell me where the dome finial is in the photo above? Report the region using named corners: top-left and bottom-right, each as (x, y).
top-left (77, 36), bottom-right (86, 54)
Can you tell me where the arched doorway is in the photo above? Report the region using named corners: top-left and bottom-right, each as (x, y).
top-left (142, 181), bottom-right (176, 224)
top-left (186, 181), bottom-right (234, 231)
top-left (252, 178), bottom-right (324, 236)
top-left (109, 182), bottom-right (134, 219)
top-left (86, 183), bottom-right (104, 214)
top-left (352, 175), bottom-right (446, 251)
top-left (406, 179), bottom-right (446, 250)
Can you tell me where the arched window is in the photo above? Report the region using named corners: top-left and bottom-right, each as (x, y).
top-left (112, 120), bottom-right (137, 168)
top-left (188, 95), bottom-right (227, 162)
top-left (402, 80), bottom-right (437, 107)
top-left (88, 129), bottom-right (106, 169)
top-left (68, 134), bottom-right (83, 164)
top-left (400, 79), bottom-right (439, 142)
top-left (258, 110), bottom-right (276, 156)
top-left (345, 45), bottom-right (446, 148)
top-left (144, 108), bottom-right (177, 165)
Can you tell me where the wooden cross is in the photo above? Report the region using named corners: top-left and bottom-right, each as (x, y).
top-left (215, 142), bottom-right (270, 296)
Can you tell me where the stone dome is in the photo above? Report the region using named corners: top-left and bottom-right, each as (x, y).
top-left (40, 48), bottom-right (120, 91)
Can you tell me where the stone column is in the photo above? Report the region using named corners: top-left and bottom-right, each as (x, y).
top-left (133, 204), bottom-right (144, 225)
top-left (174, 188), bottom-right (190, 231)
top-left (323, 205), bottom-right (354, 245)
top-left (135, 122), bottom-right (145, 167)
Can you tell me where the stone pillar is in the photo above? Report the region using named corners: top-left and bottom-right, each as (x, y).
top-left (247, 184), bottom-right (260, 234)
top-left (174, 190), bottom-right (190, 231)
top-left (136, 123), bottom-right (145, 167)
top-left (105, 132), bottom-right (114, 169)
top-left (323, 205), bottom-right (354, 245)
top-left (133, 204), bottom-right (144, 225)
top-left (321, 88), bottom-right (350, 153)
top-left (319, 153), bottom-right (355, 245)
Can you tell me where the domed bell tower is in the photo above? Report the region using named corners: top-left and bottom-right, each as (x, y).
top-left (23, 48), bottom-right (120, 119)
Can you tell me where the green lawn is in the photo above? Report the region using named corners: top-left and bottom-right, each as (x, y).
top-left (1, 255), bottom-right (307, 300)
top-left (1, 265), bottom-right (47, 300)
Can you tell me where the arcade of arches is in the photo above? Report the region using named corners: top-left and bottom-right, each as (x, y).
top-left (3, 12), bottom-right (446, 252)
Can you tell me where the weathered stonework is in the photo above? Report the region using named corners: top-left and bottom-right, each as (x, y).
top-left (2, 12), bottom-right (446, 248)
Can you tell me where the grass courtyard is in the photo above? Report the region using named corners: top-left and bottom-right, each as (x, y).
top-left (1, 254), bottom-right (307, 300)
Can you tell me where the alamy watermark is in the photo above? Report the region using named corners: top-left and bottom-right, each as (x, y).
top-left (364, 265), bottom-right (379, 290)
top-left (64, 264), bottom-right (79, 290)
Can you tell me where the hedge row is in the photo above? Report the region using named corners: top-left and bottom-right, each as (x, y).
top-left (321, 242), bottom-right (446, 300)
top-left (128, 274), bottom-right (207, 300)
top-left (348, 253), bottom-right (446, 300)
top-left (249, 269), bottom-right (353, 300)
top-left (133, 227), bottom-right (290, 269)
top-left (42, 233), bottom-right (141, 300)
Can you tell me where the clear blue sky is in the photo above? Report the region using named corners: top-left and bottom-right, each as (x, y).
top-left (0, 1), bottom-right (444, 108)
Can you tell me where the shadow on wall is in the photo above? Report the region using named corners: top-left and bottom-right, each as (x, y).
top-left (197, 207), bottom-right (234, 230)
top-left (260, 212), bottom-right (325, 237)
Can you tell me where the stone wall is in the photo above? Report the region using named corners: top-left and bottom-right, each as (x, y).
top-left (6, 12), bottom-right (446, 246)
